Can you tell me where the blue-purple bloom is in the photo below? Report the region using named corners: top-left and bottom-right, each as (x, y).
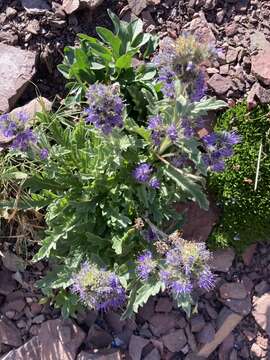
top-left (167, 124), bottom-right (178, 142)
top-left (86, 84), bottom-right (124, 134)
top-left (40, 148), bottom-right (49, 160)
top-left (202, 131), bottom-right (241, 173)
top-left (71, 261), bottom-right (125, 312)
top-left (198, 267), bottom-right (216, 291)
top-left (133, 163), bottom-right (152, 183)
top-left (158, 67), bottom-right (176, 98)
top-left (149, 177), bottom-right (160, 189)
top-left (170, 279), bottom-right (193, 295)
top-left (191, 71), bottom-right (207, 102)
top-left (11, 129), bottom-right (36, 151)
top-left (136, 251), bottom-right (156, 280)
top-left (148, 115), bottom-right (162, 130)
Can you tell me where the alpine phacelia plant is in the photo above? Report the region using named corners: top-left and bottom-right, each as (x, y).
top-left (1, 25), bottom-right (240, 319)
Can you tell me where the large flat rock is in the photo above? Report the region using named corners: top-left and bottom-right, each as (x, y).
top-left (0, 44), bottom-right (36, 113)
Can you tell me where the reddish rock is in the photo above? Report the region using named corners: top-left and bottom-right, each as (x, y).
top-left (162, 329), bottom-right (187, 352)
top-left (87, 324), bottom-right (112, 349)
top-left (175, 199), bottom-right (220, 242)
top-left (39, 319), bottom-right (85, 359)
top-left (196, 323), bottom-right (215, 344)
top-left (219, 282), bottom-right (247, 300)
top-left (155, 297), bottom-right (173, 313)
top-left (129, 335), bottom-right (149, 360)
top-left (242, 243), bottom-right (257, 266)
top-left (30, 302), bottom-right (43, 316)
top-left (0, 44), bottom-right (36, 112)
top-left (252, 293), bottom-right (270, 336)
top-left (210, 248), bottom-right (235, 272)
top-left (149, 313), bottom-right (176, 336)
top-left (0, 315), bottom-right (22, 347)
top-left (247, 83), bottom-right (270, 110)
top-left (189, 12), bottom-right (216, 44)
top-left (252, 50), bottom-right (270, 86)
top-left (207, 74), bottom-right (233, 95)
top-left (1, 337), bottom-right (40, 360)
top-left (250, 343), bottom-right (266, 358)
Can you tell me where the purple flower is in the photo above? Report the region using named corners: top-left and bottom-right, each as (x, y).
top-left (151, 130), bottom-right (162, 146)
top-left (133, 163), bottom-right (152, 183)
top-left (191, 71), bottom-right (207, 102)
top-left (40, 148), bottom-right (49, 160)
top-left (167, 124), bottom-right (178, 142)
top-left (170, 279), bottom-right (193, 295)
top-left (221, 131), bottom-right (241, 146)
top-left (71, 261), bottom-right (125, 312)
top-left (182, 118), bottom-right (195, 138)
top-left (148, 115), bottom-right (162, 130)
top-left (86, 84), bottom-right (124, 134)
top-left (158, 66), bottom-right (176, 98)
top-left (166, 248), bottom-right (182, 267)
top-left (171, 154), bottom-right (188, 169)
top-left (149, 177), bottom-right (160, 189)
top-left (11, 129), bottom-right (36, 151)
top-left (198, 267), bottom-right (215, 291)
top-left (136, 251), bottom-right (156, 281)
top-left (211, 161), bottom-right (225, 172)
top-left (202, 133), bottom-right (218, 147)
top-left (146, 228), bottom-right (157, 242)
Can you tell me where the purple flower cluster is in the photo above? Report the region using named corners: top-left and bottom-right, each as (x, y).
top-left (158, 67), bottom-right (176, 98)
top-left (135, 236), bottom-right (215, 299)
top-left (136, 251), bottom-right (156, 280)
top-left (202, 131), bottom-right (241, 172)
top-left (86, 83), bottom-right (124, 134)
top-left (0, 112), bottom-right (37, 151)
top-left (161, 240), bottom-right (215, 296)
top-left (147, 115), bottom-right (179, 146)
top-left (133, 163), bottom-right (161, 189)
top-left (71, 261), bottom-right (125, 312)
top-left (191, 71), bottom-right (207, 102)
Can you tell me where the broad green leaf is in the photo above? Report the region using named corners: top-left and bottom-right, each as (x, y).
top-left (164, 166), bottom-right (209, 210)
top-left (115, 53), bottom-right (132, 69)
top-left (191, 97), bottom-right (228, 116)
top-left (133, 280), bottom-right (163, 313)
top-left (96, 27), bottom-right (121, 56)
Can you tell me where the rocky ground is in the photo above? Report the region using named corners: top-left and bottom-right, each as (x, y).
top-left (1, 0), bottom-right (270, 359)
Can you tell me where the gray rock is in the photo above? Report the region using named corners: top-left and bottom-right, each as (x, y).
top-left (87, 324), bottom-right (112, 348)
top-left (0, 44), bottom-right (36, 112)
top-left (20, 0), bottom-right (51, 14)
top-left (0, 315), bottom-right (22, 347)
top-left (2, 251), bottom-right (26, 272)
top-left (1, 337), bottom-right (40, 360)
top-left (221, 297), bottom-right (251, 316)
top-left (196, 323), bottom-right (215, 344)
top-left (162, 329), bottom-right (187, 352)
top-left (255, 281), bottom-right (270, 296)
top-left (0, 270), bottom-right (17, 295)
top-left (219, 282), bottom-right (247, 300)
top-left (144, 348), bottom-right (160, 360)
top-left (190, 315), bottom-right (205, 333)
top-left (62, 0), bottom-right (105, 14)
top-left (129, 335), bottom-right (149, 360)
top-left (155, 297), bottom-right (173, 313)
top-left (149, 313), bottom-right (176, 336)
top-left (247, 82), bottom-right (270, 110)
top-left (210, 248), bottom-right (235, 272)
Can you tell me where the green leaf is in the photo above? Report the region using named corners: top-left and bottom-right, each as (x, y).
top-left (133, 279), bottom-right (163, 313)
top-left (164, 166), bottom-right (209, 210)
top-left (115, 53), bottom-right (132, 69)
top-left (96, 27), bottom-right (121, 56)
top-left (1, 171), bottom-right (28, 181)
top-left (107, 10), bottom-right (121, 34)
top-left (191, 97), bottom-right (228, 116)
top-left (174, 293), bottom-right (193, 317)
